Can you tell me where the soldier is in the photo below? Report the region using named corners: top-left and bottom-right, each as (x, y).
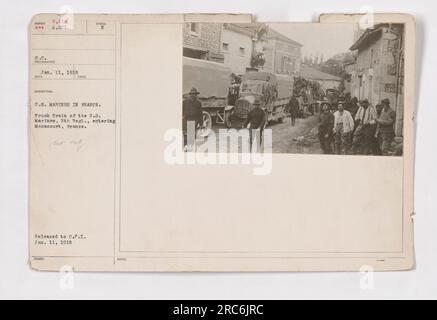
top-left (318, 102), bottom-right (334, 154)
top-left (263, 75), bottom-right (272, 108)
top-left (182, 87), bottom-right (203, 149)
top-left (352, 99), bottom-right (377, 155)
top-left (288, 94), bottom-right (300, 126)
top-left (348, 97), bottom-right (360, 120)
top-left (372, 104), bottom-right (383, 155)
top-left (376, 98), bottom-right (396, 155)
top-left (227, 75), bottom-right (240, 106)
top-left (244, 98), bottom-right (266, 152)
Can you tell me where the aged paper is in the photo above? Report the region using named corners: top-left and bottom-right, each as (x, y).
top-left (29, 13), bottom-right (415, 271)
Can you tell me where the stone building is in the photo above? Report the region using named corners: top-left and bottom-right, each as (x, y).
top-left (259, 28), bottom-right (302, 76)
top-left (183, 22), bottom-right (224, 63)
top-left (220, 24), bottom-right (256, 75)
top-left (182, 23), bottom-right (303, 94)
top-left (182, 23), bottom-right (255, 75)
top-left (348, 24), bottom-right (404, 136)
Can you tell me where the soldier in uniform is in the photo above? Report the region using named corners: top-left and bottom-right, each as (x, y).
top-left (182, 87), bottom-right (203, 149)
top-left (348, 97), bottom-right (360, 121)
top-left (288, 94), bottom-right (300, 127)
top-left (318, 102), bottom-right (334, 154)
top-left (376, 98), bottom-right (396, 155)
top-left (227, 75), bottom-right (240, 106)
top-left (372, 104), bottom-right (383, 155)
top-left (244, 98), bottom-right (266, 152)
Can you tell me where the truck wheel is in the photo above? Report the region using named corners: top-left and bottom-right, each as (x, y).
top-left (197, 111), bottom-right (212, 137)
top-left (202, 111), bottom-right (212, 129)
top-left (263, 110), bottom-right (269, 129)
top-left (224, 110), bottom-right (233, 128)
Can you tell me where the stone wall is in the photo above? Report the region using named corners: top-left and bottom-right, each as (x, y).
top-left (183, 23), bottom-right (221, 57)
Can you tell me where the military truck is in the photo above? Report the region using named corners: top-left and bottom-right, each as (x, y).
top-left (224, 71), bottom-right (294, 129)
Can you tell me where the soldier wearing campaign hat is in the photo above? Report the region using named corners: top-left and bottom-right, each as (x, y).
top-left (182, 87), bottom-right (203, 149)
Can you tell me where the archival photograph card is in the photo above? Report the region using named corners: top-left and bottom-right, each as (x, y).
top-left (29, 13), bottom-right (415, 272)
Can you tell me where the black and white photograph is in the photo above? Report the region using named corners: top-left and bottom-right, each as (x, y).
top-left (3, 0), bottom-right (437, 302)
top-left (183, 22), bottom-right (405, 156)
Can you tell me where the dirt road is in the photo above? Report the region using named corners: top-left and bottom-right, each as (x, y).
top-left (205, 115), bottom-right (322, 154)
top-left (269, 116), bottom-right (321, 154)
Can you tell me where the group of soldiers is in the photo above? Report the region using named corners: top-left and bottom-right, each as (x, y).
top-left (317, 97), bottom-right (397, 156)
top-left (183, 86), bottom-right (398, 156)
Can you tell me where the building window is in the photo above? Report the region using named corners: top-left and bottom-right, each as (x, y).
top-left (239, 47), bottom-right (245, 55)
top-left (290, 59), bottom-right (296, 73)
top-left (280, 56), bottom-right (290, 74)
top-left (222, 42), bottom-right (229, 51)
top-left (183, 47), bottom-right (208, 60)
top-left (189, 23), bottom-right (200, 35)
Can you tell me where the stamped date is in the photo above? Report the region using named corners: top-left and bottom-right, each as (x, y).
top-left (33, 233), bottom-right (87, 247)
